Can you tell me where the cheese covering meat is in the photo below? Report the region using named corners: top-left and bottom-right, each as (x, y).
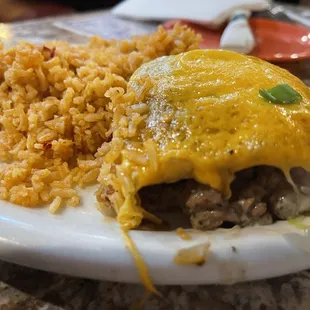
top-left (97, 49), bottom-right (310, 231)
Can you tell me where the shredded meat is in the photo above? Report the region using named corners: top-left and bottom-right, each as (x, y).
top-left (97, 165), bottom-right (310, 230)
top-left (182, 181), bottom-right (228, 230)
top-left (139, 181), bottom-right (189, 213)
top-left (139, 166), bottom-right (310, 231)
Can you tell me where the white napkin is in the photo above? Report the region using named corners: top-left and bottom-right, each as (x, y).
top-left (112, 0), bottom-right (270, 27)
top-left (220, 9), bottom-right (256, 54)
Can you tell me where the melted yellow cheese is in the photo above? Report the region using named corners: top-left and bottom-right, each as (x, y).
top-left (106, 49), bottom-right (310, 230)
top-left (121, 228), bottom-right (160, 295)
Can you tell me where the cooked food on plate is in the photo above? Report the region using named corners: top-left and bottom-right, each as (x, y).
top-left (1, 24), bottom-right (310, 235)
top-left (0, 24), bottom-right (200, 211)
top-left (2, 23), bottom-right (310, 295)
top-left (97, 49), bottom-right (310, 231)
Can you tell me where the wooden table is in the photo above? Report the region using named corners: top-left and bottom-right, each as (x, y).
top-left (1, 7), bottom-right (310, 310)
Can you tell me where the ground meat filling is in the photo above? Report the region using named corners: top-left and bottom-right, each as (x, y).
top-left (139, 166), bottom-right (310, 230)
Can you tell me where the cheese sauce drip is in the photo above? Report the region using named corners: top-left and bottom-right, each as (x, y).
top-left (101, 49), bottom-right (310, 230)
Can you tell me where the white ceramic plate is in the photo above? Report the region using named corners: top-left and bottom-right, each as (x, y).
top-left (1, 186), bottom-right (310, 285)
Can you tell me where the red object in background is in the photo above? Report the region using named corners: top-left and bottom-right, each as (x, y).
top-left (164, 18), bottom-right (310, 62)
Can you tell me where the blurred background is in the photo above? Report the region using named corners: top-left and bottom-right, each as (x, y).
top-left (0, 0), bottom-right (306, 23)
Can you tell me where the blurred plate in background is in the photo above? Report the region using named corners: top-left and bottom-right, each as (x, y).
top-left (164, 18), bottom-right (310, 62)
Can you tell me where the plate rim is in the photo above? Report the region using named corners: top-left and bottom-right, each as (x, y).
top-left (1, 193), bottom-right (310, 285)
